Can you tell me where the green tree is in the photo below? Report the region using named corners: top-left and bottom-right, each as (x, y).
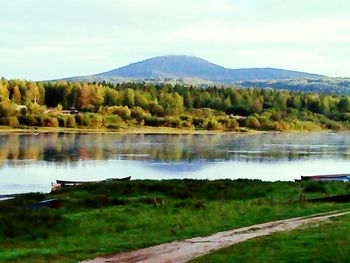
top-left (123, 89), bottom-right (135, 108)
top-left (79, 84), bottom-right (91, 110)
top-left (0, 82), bottom-right (9, 102)
top-left (338, 97), bottom-right (350, 112)
top-left (12, 86), bottom-right (21, 104)
top-left (104, 88), bottom-right (120, 106)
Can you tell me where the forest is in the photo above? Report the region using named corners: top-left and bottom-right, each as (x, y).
top-left (237, 78), bottom-right (350, 95)
top-left (1, 78), bottom-right (350, 131)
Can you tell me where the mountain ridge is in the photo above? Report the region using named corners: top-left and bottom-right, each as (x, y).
top-left (64, 55), bottom-right (322, 84)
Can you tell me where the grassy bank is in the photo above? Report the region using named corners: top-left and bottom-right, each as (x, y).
top-left (1, 180), bottom-right (350, 262)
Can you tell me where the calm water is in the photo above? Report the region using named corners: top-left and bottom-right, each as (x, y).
top-left (1, 132), bottom-right (350, 195)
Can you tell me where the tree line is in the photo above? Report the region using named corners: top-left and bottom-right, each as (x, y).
top-left (238, 78), bottom-right (350, 95)
top-left (1, 78), bottom-right (350, 131)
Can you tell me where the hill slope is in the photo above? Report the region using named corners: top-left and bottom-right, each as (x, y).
top-left (66, 55), bottom-right (322, 84)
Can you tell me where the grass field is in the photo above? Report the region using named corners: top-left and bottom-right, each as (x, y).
top-left (191, 213), bottom-right (350, 263)
top-left (1, 179), bottom-right (350, 262)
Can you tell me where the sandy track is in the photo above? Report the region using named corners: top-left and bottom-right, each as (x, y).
top-left (81, 210), bottom-right (350, 263)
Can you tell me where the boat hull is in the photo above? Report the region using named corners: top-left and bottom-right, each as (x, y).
top-left (56, 176), bottom-right (131, 186)
top-left (300, 174), bottom-right (350, 182)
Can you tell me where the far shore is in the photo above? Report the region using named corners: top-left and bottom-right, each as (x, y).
top-left (0, 125), bottom-right (335, 135)
top-left (0, 125), bottom-right (263, 135)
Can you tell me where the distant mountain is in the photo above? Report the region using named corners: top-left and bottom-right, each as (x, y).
top-left (64, 55), bottom-right (322, 84)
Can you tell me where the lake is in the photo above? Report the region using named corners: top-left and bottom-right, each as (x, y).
top-left (1, 132), bottom-right (350, 195)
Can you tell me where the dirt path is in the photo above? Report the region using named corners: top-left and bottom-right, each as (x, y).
top-left (81, 210), bottom-right (350, 263)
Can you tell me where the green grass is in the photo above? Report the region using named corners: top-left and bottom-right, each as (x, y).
top-left (191, 214), bottom-right (350, 263)
top-left (1, 180), bottom-right (350, 262)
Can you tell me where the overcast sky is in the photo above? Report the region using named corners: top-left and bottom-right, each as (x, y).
top-left (1, 0), bottom-right (349, 80)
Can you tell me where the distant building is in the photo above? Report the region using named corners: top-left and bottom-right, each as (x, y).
top-left (228, 114), bottom-right (246, 120)
top-left (62, 107), bottom-right (79, 114)
top-left (16, 105), bottom-right (27, 111)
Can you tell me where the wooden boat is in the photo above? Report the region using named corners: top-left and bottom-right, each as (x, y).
top-left (56, 176), bottom-right (131, 186)
top-left (29, 198), bottom-right (62, 208)
top-left (300, 174), bottom-right (350, 182)
top-left (310, 193), bottom-right (350, 203)
top-left (0, 194), bottom-right (16, 201)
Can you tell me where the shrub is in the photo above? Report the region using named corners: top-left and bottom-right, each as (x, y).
top-left (131, 106), bottom-right (150, 122)
top-left (323, 120), bottom-right (343, 130)
top-left (28, 103), bottom-right (46, 115)
top-left (106, 106), bottom-right (131, 120)
top-left (7, 117), bottom-right (19, 127)
top-left (24, 115), bottom-right (38, 126)
top-left (57, 116), bottom-right (66, 127)
top-left (303, 181), bottom-right (327, 193)
top-left (181, 120), bottom-right (193, 129)
top-left (149, 102), bottom-right (165, 117)
top-left (89, 113), bottom-right (103, 128)
top-left (45, 117), bottom-right (59, 127)
top-left (217, 117), bottom-right (238, 130)
top-left (180, 115), bottom-right (192, 122)
top-left (258, 116), bottom-right (274, 130)
top-left (144, 116), bottom-right (166, 127)
top-left (105, 115), bottom-right (126, 129)
top-left (66, 115), bottom-right (77, 128)
top-left (0, 101), bottom-right (16, 117)
top-left (227, 118), bottom-right (238, 130)
top-left (165, 117), bottom-right (181, 128)
top-left (0, 117), bottom-right (6, 125)
top-left (35, 115), bottom-right (45, 126)
top-left (273, 121), bottom-right (283, 131)
top-left (245, 116), bottom-right (260, 129)
top-left (193, 117), bottom-right (206, 128)
top-left (86, 104), bottom-right (95, 113)
top-left (0, 117), bottom-right (18, 127)
top-left (206, 118), bottom-right (223, 130)
top-left (75, 113), bottom-right (91, 127)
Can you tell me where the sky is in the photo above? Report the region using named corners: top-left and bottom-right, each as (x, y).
top-left (1, 0), bottom-right (350, 80)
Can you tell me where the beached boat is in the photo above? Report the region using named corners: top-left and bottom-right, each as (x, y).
top-left (29, 198), bottom-right (62, 208)
top-left (56, 176), bottom-right (131, 186)
top-left (300, 174), bottom-right (350, 182)
top-left (0, 194), bottom-right (16, 201)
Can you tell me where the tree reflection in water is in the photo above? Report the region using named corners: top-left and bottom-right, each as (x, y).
top-left (0, 132), bottom-right (350, 167)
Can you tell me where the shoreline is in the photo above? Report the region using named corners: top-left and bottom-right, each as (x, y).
top-left (0, 125), bottom-right (333, 135)
top-left (0, 125), bottom-right (265, 135)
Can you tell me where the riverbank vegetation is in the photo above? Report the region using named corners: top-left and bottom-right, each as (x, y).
top-left (1, 179), bottom-right (350, 262)
top-left (1, 79), bottom-right (350, 131)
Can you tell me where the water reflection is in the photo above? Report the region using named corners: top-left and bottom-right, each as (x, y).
top-left (2, 132), bottom-right (350, 194)
top-left (1, 132), bottom-right (350, 166)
